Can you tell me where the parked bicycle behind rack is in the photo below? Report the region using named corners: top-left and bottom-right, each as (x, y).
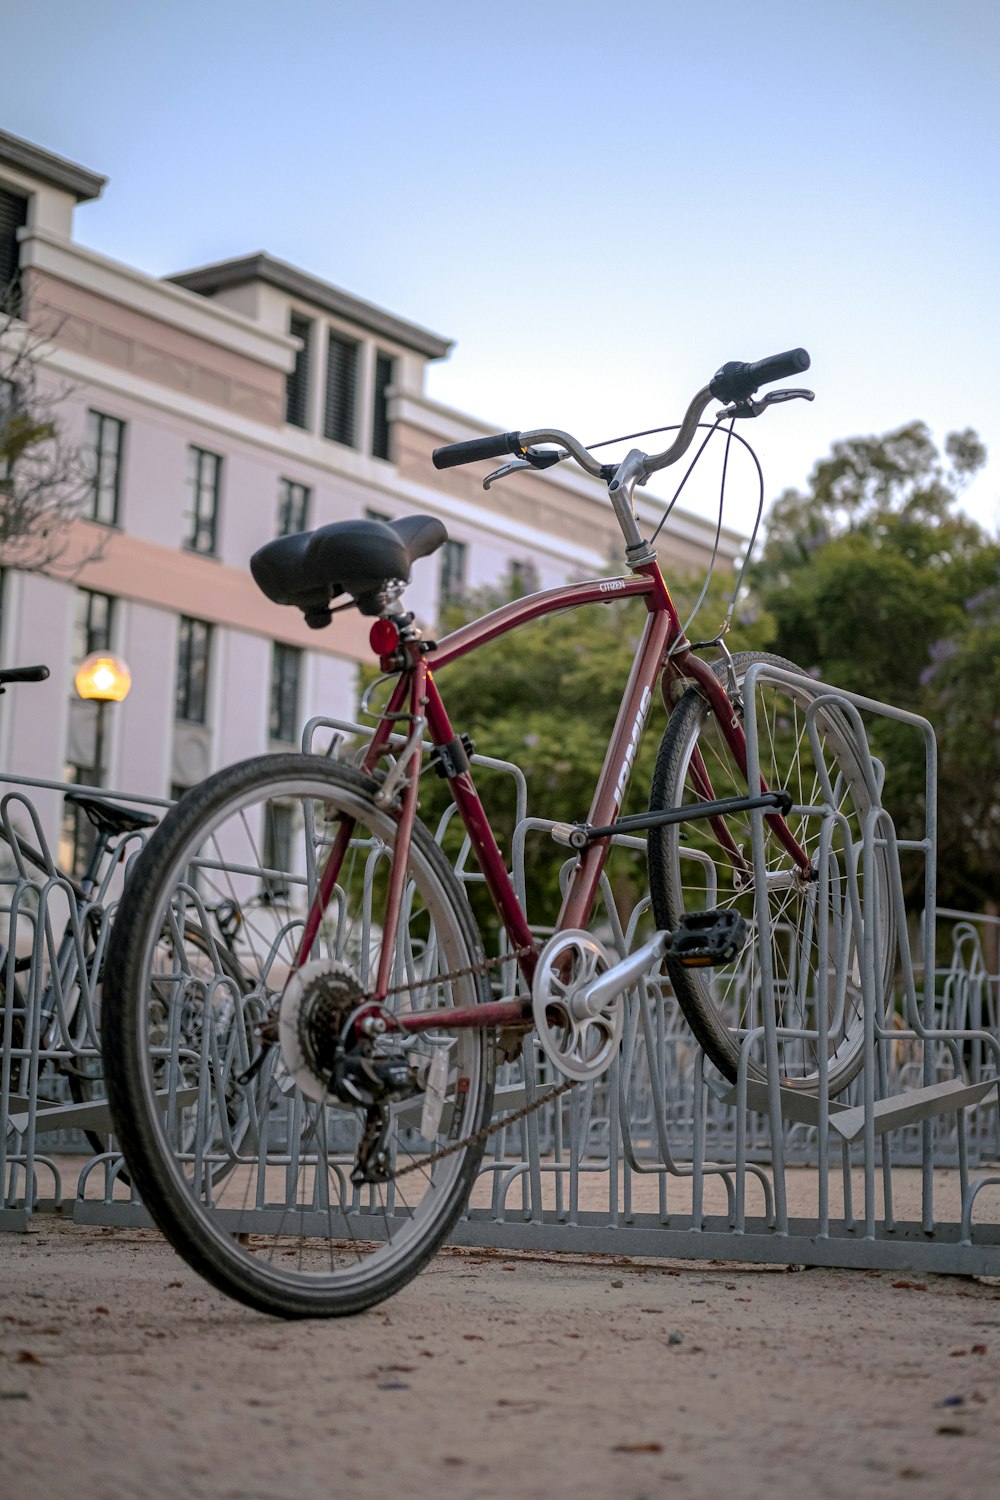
top-left (1, 673), bottom-right (253, 1180)
top-left (101, 347), bottom-right (895, 1317)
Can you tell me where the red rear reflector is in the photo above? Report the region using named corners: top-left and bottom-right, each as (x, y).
top-left (370, 620), bottom-right (400, 655)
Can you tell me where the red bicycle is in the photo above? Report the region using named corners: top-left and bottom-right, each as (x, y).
top-left (102, 348), bottom-right (893, 1316)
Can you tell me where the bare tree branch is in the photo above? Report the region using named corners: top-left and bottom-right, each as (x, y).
top-left (0, 285), bottom-right (108, 575)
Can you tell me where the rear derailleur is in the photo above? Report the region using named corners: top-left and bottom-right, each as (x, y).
top-left (273, 956), bottom-right (430, 1185)
top-left (329, 1045), bottom-right (420, 1186)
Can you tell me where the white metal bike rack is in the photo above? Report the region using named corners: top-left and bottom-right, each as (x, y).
top-left (4, 693), bottom-right (1000, 1276)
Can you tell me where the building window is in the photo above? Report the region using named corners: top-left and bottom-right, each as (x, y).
top-left (84, 411), bottom-right (125, 526)
top-left (286, 314), bottom-right (312, 428)
top-left (324, 331), bottom-right (358, 447)
top-left (269, 642), bottom-right (301, 743)
top-left (0, 188), bottom-right (28, 315)
top-left (276, 478), bottom-right (310, 537)
top-left (260, 801), bottom-right (294, 900)
top-left (184, 446), bottom-right (221, 555)
top-left (72, 589), bottom-right (113, 666)
top-left (372, 351), bottom-right (395, 461)
top-left (176, 616), bottom-right (212, 723)
top-left (439, 539), bottom-right (467, 606)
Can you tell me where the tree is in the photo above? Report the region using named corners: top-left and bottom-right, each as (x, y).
top-left (757, 421), bottom-right (986, 579)
top-left (923, 580), bottom-right (1000, 913)
top-left (753, 420), bottom-right (997, 911)
top-left (0, 297), bottom-right (97, 574)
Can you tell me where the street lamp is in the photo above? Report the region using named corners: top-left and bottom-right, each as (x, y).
top-left (74, 652), bottom-right (132, 787)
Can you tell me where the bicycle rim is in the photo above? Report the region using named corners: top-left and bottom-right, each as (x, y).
top-left (102, 756), bottom-right (494, 1317)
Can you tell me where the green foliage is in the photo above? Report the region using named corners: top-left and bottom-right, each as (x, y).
top-left (753, 420), bottom-right (998, 910)
top-left (0, 409), bottom-right (56, 470)
top-left (0, 311), bottom-right (96, 574)
top-left (756, 421), bottom-right (985, 582)
top-left (923, 583), bottom-right (1000, 910)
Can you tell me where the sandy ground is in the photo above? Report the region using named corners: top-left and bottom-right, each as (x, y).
top-left (1, 1220), bottom-right (999, 1500)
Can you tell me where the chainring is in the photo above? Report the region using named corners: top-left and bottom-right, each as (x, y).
top-left (531, 929), bottom-right (623, 1082)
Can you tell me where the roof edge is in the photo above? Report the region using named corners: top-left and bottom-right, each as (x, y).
top-left (0, 129), bottom-right (106, 203)
top-left (167, 252), bottom-right (454, 360)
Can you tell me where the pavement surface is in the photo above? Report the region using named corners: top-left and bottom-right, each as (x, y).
top-left (2, 1219), bottom-right (999, 1500)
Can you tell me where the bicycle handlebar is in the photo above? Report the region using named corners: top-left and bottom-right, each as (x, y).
top-left (430, 347), bottom-right (810, 480)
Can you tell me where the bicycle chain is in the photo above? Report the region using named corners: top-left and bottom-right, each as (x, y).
top-left (376, 942), bottom-right (579, 1183)
top-left (378, 942), bottom-right (535, 1001)
top-left (391, 1074), bottom-right (577, 1180)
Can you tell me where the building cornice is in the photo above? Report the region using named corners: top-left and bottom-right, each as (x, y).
top-left (0, 129), bottom-right (106, 202)
top-left (20, 230), bottom-right (296, 368)
top-left (168, 253), bottom-right (454, 361)
top-left (35, 342), bottom-right (609, 573)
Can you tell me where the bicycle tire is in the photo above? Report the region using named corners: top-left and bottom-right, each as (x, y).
top-left (648, 651), bottom-right (895, 1095)
top-left (102, 755), bottom-right (495, 1318)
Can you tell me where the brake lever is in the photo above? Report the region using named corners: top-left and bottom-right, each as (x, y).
top-left (717, 387), bottom-right (815, 420)
top-left (483, 458), bottom-right (534, 489)
top-left (483, 447), bottom-right (567, 489)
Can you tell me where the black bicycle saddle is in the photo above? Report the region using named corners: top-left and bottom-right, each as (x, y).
top-left (250, 515), bottom-right (447, 626)
top-left (64, 791), bottom-right (159, 836)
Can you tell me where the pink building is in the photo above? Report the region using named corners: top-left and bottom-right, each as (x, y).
top-left (0, 128), bottom-right (741, 867)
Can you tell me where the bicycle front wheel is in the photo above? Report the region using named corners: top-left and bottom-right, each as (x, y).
top-left (102, 756), bottom-right (494, 1318)
top-left (648, 652), bottom-right (895, 1095)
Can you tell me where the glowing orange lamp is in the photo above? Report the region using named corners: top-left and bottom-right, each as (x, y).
top-left (74, 653), bottom-right (132, 703)
top-left (74, 652), bottom-right (132, 785)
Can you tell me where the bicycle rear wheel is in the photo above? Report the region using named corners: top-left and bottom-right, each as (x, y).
top-left (648, 652), bottom-right (895, 1095)
top-left (102, 756), bottom-right (494, 1318)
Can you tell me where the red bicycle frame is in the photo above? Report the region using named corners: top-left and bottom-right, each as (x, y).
top-left (298, 554), bottom-right (811, 1036)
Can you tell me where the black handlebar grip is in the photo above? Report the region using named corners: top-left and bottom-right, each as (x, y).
top-left (0, 664), bottom-right (50, 685)
top-left (432, 431), bottom-right (522, 470)
top-left (710, 348), bottom-right (810, 405)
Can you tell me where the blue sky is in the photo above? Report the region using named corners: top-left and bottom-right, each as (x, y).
top-left (4, 0), bottom-right (999, 535)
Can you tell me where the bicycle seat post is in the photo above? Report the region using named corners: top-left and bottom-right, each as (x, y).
top-left (75, 825), bottom-right (115, 900)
